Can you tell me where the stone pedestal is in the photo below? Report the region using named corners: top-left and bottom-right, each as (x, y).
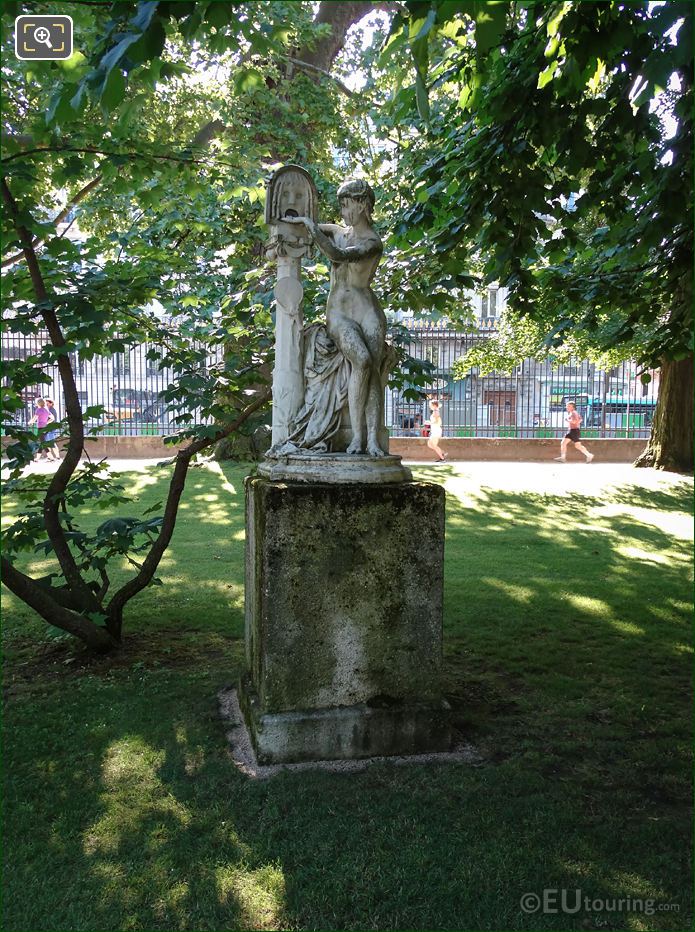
top-left (240, 476), bottom-right (450, 764)
top-left (257, 452), bottom-right (412, 485)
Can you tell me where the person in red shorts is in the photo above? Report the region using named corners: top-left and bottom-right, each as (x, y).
top-left (554, 401), bottom-right (594, 463)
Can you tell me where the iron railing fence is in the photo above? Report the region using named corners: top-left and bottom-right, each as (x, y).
top-left (385, 325), bottom-right (659, 440)
top-left (2, 323), bottom-right (658, 440)
top-left (1, 326), bottom-right (224, 437)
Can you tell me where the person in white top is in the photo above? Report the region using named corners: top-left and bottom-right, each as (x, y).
top-left (554, 401), bottom-right (594, 463)
top-left (427, 399), bottom-right (447, 462)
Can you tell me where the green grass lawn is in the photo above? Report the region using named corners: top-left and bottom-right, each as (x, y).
top-left (2, 462), bottom-right (692, 931)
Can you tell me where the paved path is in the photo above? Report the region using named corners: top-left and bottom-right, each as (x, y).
top-left (10, 456), bottom-right (692, 499)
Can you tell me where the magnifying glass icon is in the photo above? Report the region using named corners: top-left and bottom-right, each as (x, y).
top-left (34, 26), bottom-right (53, 49)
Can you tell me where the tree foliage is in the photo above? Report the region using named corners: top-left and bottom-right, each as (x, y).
top-left (2, 0), bottom-right (693, 652)
top-left (1, 0), bottom-right (392, 650)
top-left (376, 0), bottom-right (693, 467)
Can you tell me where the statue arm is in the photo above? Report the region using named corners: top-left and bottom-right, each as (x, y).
top-left (312, 226), bottom-right (382, 263)
top-left (283, 216), bottom-right (382, 262)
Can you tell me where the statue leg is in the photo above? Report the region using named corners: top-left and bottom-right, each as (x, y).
top-left (331, 319), bottom-right (371, 454)
top-left (362, 322), bottom-right (387, 457)
top-left (364, 373), bottom-right (386, 456)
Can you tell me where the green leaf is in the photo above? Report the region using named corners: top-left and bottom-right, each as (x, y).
top-left (57, 50), bottom-right (88, 78)
top-left (415, 72), bottom-right (430, 123)
top-left (46, 88), bottom-right (74, 126)
top-left (206, 2), bottom-right (230, 30)
top-left (234, 68), bottom-right (265, 94)
top-left (473, 0), bottom-right (506, 57)
top-left (100, 68), bottom-right (126, 110)
top-left (547, 2), bottom-right (571, 38)
top-left (131, 1), bottom-right (160, 34)
top-left (129, 19), bottom-right (167, 64)
top-left (586, 58), bottom-right (605, 95)
top-left (538, 61), bottom-right (558, 89)
top-left (410, 9), bottom-right (437, 45)
top-left (100, 33), bottom-right (142, 76)
top-left (378, 22), bottom-right (408, 67)
top-left (69, 83), bottom-right (87, 112)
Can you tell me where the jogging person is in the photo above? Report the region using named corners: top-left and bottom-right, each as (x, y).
top-left (554, 401), bottom-right (594, 463)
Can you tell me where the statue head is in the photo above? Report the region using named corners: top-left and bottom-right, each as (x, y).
top-left (265, 165), bottom-right (318, 260)
top-left (337, 178), bottom-right (375, 221)
top-left (266, 165), bottom-right (318, 224)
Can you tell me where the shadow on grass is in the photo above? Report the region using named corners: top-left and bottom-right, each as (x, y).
top-left (2, 462), bottom-right (692, 931)
top-left (3, 657), bottom-right (691, 932)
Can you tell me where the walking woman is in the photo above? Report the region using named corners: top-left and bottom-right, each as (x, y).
top-left (27, 398), bottom-right (54, 461)
top-left (427, 400), bottom-right (447, 462)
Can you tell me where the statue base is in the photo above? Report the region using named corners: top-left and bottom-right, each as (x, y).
top-left (240, 476), bottom-right (450, 764)
top-left (239, 684), bottom-right (451, 765)
top-left (257, 452), bottom-right (412, 485)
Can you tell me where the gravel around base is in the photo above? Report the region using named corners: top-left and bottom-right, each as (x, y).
top-left (218, 688), bottom-right (483, 779)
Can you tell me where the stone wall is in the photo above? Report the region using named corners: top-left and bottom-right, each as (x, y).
top-left (1, 435), bottom-right (646, 461)
top-left (389, 437), bottom-right (646, 462)
top-left (1, 435), bottom-right (186, 459)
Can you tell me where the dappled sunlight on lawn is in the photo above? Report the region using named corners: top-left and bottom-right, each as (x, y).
top-left (483, 579), bottom-right (535, 604)
top-left (108, 468), bottom-right (161, 496)
top-left (84, 736), bottom-right (191, 858)
top-left (413, 461), bottom-right (692, 503)
top-left (548, 860), bottom-right (677, 931)
top-left (215, 865), bottom-right (287, 931)
top-left (204, 459), bottom-right (239, 498)
top-left (591, 503), bottom-right (693, 542)
top-left (619, 545), bottom-right (672, 566)
top-left (611, 620), bottom-right (647, 636)
top-left (565, 594), bottom-right (612, 617)
top-left (2, 460), bottom-right (692, 932)
top-left (3, 463), bottom-right (250, 636)
top-left (64, 705), bottom-right (293, 930)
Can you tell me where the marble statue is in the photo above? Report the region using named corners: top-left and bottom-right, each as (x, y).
top-left (284, 178), bottom-right (388, 456)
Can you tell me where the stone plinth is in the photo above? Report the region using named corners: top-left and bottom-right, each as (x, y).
top-left (240, 477), bottom-right (450, 764)
top-left (257, 452), bottom-right (411, 485)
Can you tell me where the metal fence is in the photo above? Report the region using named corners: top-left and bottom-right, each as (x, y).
top-left (2, 323), bottom-right (658, 440)
top-left (386, 325), bottom-right (659, 440)
top-left (1, 326), bottom-right (222, 436)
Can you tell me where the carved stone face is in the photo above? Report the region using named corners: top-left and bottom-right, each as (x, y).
top-left (266, 166), bottom-right (318, 224)
top-left (340, 196), bottom-right (369, 226)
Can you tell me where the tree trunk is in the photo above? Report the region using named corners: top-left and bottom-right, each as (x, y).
top-left (1, 558), bottom-right (118, 653)
top-left (635, 355), bottom-right (693, 472)
top-left (297, 2), bottom-right (388, 71)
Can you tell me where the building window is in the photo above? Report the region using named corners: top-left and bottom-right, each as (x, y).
top-left (423, 346), bottom-right (440, 369)
top-left (481, 288), bottom-right (498, 319)
top-left (113, 352), bottom-right (131, 376)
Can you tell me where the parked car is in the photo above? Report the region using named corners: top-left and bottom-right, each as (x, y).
top-left (110, 389), bottom-right (165, 422)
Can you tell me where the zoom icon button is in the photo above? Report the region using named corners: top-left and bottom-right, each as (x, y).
top-left (15, 15), bottom-right (73, 60)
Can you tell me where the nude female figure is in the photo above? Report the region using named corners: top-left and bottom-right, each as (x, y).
top-left (285, 178), bottom-right (387, 456)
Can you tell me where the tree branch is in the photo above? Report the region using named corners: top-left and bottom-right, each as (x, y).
top-left (1, 176), bottom-right (102, 615)
top-left (1, 558), bottom-right (117, 652)
top-left (0, 145), bottom-right (226, 167)
top-left (297, 1), bottom-right (397, 72)
top-left (285, 57), bottom-right (358, 98)
top-left (106, 389), bottom-right (271, 627)
top-left (2, 175), bottom-right (102, 269)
